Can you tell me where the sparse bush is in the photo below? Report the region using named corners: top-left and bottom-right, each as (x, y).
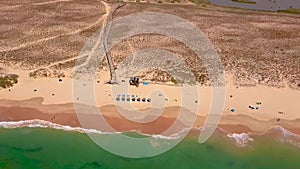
top-left (278, 8), bottom-right (300, 14)
top-left (198, 74), bottom-right (209, 85)
top-left (171, 77), bottom-right (178, 84)
top-left (0, 74), bottom-right (19, 89)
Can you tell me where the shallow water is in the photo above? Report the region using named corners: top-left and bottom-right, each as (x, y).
top-left (210, 0), bottom-right (300, 11)
top-left (0, 127), bottom-right (300, 169)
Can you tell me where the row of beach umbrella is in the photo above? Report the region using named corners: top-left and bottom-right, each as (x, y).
top-left (116, 94), bottom-right (151, 102)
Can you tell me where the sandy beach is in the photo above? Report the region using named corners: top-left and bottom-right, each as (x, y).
top-left (0, 0), bottom-right (299, 137)
top-left (1, 67), bottom-right (299, 135)
top-left (1, 0), bottom-right (300, 168)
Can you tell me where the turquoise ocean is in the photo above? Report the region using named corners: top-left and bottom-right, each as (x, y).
top-left (0, 122), bottom-right (300, 169)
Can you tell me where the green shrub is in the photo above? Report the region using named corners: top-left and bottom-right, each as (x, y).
top-left (171, 77), bottom-right (178, 84)
top-left (0, 75), bottom-right (19, 89)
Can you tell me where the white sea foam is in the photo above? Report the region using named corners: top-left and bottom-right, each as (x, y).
top-left (0, 119), bottom-right (104, 134)
top-left (152, 134), bottom-right (179, 140)
top-left (267, 125), bottom-right (300, 148)
top-left (1, 120), bottom-right (300, 148)
top-left (227, 133), bottom-right (253, 146)
top-left (0, 120), bottom-right (183, 140)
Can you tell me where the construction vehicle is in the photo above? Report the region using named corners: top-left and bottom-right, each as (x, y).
top-left (129, 77), bottom-right (140, 87)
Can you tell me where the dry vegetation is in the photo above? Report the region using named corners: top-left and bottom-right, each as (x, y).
top-left (0, 0), bottom-right (105, 67)
top-left (111, 3), bottom-right (300, 89)
top-left (111, 0), bottom-right (193, 5)
top-left (110, 34), bottom-right (209, 85)
top-left (136, 69), bottom-right (173, 82)
top-left (0, 74), bottom-right (19, 89)
top-left (0, 0), bottom-right (299, 89)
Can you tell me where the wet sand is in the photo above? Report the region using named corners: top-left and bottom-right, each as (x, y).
top-left (0, 68), bottom-right (300, 135)
top-left (0, 101), bottom-right (300, 135)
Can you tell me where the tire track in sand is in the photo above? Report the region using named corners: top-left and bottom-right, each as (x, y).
top-left (0, 0), bottom-right (106, 53)
top-left (31, 1), bottom-right (110, 72)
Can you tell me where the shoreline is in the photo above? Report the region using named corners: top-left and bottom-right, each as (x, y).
top-left (0, 101), bottom-right (300, 135)
top-left (0, 118), bottom-right (300, 148)
top-left (1, 120), bottom-right (300, 169)
top-left (1, 68), bottom-right (299, 137)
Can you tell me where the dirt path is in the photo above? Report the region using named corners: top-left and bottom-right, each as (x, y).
top-left (33, 53), bottom-right (90, 71)
top-left (103, 3), bottom-right (126, 83)
top-left (28, 1), bottom-right (110, 72)
top-left (21, 1), bottom-right (125, 79)
top-left (32, 0), bottom-right (71, 6)
top-left (0, 0), bottom-right (106, 53)
top-left (128, 41), bottom-right (136, 66)
top-left (74, 1), bottom-right (111, 70)
top-left (0, 0), bottom-right (71, 10)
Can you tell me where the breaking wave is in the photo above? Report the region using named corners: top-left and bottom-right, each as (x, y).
top-left (265, 125), bottom-right (300, 148)
top-left (0, 119), bottom-right (104, 134)
top-left (226, 126), bottom-right (300, 148)
top-left (0, 119), bottom-right (182, 140)
top-left (227, 133), bottom-right (253, 146)
top-left (1, 120), bottom-right (300, 148)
